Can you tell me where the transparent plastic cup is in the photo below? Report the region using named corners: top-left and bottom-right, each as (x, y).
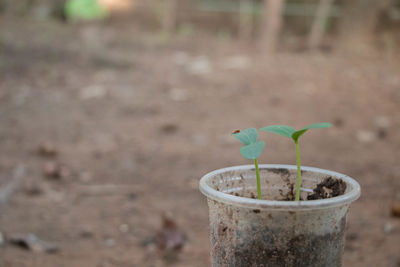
top-left (199, 164), bottom-right (361, 267)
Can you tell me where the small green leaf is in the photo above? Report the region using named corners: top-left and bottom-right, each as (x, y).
top-left (240, 141), bottom-right (265, 160)
top-left (303, 122), bottom-right (332, 130)
top-left (291, 122), bottom-right (332, 142)
top-left (260, 125), bottom-right (296, 138)
top-left (232, 128), bottom-right (258, 145)
top-left (291, 129), bottom-right (308, 142)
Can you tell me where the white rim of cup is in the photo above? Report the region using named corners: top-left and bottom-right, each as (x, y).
top-left (199, 164), bottom-right (361, 210)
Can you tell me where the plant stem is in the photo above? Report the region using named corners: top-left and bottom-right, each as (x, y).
top-left (295, 141), bottom-right (301, 201)
top-left (254, 158), bottom-right (262, 200)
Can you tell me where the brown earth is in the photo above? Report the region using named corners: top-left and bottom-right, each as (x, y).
top-left (307, 177), bottom-right (347, 200)
top-left (0, 18), bottom-right (399, 267)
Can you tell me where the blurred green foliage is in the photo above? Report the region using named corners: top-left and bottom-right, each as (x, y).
top-left (65, 0), bottom-right (108, 21)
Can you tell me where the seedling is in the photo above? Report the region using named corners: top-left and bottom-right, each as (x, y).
top-left (260, 123), bottom-right (332, 201)
top-left (232, 128), bottom-right (265, 200)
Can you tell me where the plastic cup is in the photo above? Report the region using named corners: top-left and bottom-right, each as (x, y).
top-left (199, 164), bottom-right (361, 267)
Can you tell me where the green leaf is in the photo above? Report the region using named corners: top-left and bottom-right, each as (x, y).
top-left (291, 122), bottom-right (332, 142)
top-left (291, 129), bottom-right (308, 142)
top-left (260, 125), bottom-right (296, 138)
top-left (303, 122), bottom-right (332, 130)
top-left (65, 0), bottom-right (108, 21)
top-left (232, 128), bottom-right (258, 145)
top-left (240, 141), bottom-right (265, 160)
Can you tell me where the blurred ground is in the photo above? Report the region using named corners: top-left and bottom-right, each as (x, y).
top-left (0, 18), bottom-right (399, 267)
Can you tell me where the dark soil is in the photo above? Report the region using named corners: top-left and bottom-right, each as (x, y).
top-left (308, 177), bottom-right (347, 200)
top-left (210, 214), bottom-right (346, 267)
top-left (227, 230), bottom-right (344, 267)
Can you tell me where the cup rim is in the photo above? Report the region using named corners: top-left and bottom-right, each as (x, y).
top-left (199, 164), bottom-right (361, 210)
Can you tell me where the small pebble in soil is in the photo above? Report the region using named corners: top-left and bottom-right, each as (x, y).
top-left (43, 161), bottom-right (70, 179)
top-left (7, 233), bottom-right (58, 253)
top-left (79, 171), bottom-right (93, 183)
top-left (155, 214), bottom-right (186, 252)
top-left (356, 130), bottom-right (375, 143)
top-left (346, 232), bottom-right (358, 241)
top-left (160, 123), bottom-right (179, 134)
top-left (128, 193), bottom-right (136, 200)
top-left (374, 116), bottom-right (391, 128)
top-left (24, 184), bottom-right (43, 196)
top-left (104, 238), bottom-right (115, 247)
top-left (333, 117), bottom-right (344, 127)
top-left (38, 142), bottom-right (58, 157)
top-left (383, 222), bottom-right (393, 234)
top-left (79, 230), bottom-right (94, 239)
top-left (377, 128), bottom-right (387, 139)
top-left (0, 232), bottom-right (4, 246)
top-left (169, 88), bottom-right (188, 101)
top-left (391, 201), bottom-right (400, 217)
top-left (119, 224), bottom-right (129, 233)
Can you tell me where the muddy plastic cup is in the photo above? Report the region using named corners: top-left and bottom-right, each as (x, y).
top-left (199, 164), bottom-right (361, 267)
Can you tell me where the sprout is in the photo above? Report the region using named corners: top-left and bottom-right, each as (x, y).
top-left (260, 123), bottom-right (332, 201)
top-left (233, 128), bottom-right (265, 200)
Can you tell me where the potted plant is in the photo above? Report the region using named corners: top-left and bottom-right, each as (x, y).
top-left (199, 124), bottom-right (361, 267)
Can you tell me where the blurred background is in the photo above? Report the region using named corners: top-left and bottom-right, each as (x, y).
top-left (0, 0), bottom-right (399, 266)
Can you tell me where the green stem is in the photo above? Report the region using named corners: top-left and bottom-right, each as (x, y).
top-left (254, 158), bottom-right (262, 200)
top-left (295, 141), bottom-right (301, 201)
